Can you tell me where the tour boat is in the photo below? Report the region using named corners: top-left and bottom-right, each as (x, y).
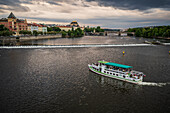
top-left (88, 60), bottom-right (146, 84)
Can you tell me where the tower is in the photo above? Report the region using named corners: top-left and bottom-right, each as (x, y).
top-left (7, 12), bottom-right (17, 30)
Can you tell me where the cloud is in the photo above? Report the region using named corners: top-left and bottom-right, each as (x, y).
top-left (86, 0), bottom-right (170, 11)
top-left (0, 0), bottom-right (30, 12)
top-left (45, 1), bottom-right (62, 6)
top-left (0, 0), bottom-right (170, 28)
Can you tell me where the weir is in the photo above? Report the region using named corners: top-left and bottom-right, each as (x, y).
top-left (0, 44), bottom-right (153, 49)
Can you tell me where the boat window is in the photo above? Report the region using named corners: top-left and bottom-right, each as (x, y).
top-left (104, 71), bottom-right (106, 73)
top-left (116, 74), bottom-right (118, 76)
top-left (107, 72), bottom-right (109, 74)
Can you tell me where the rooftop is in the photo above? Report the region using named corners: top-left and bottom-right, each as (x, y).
top-left (57, 26), bottom-right (72, 28)
top-left (98, 61), bottom-right (133, 69)
top-left (8, 12), bottom-right (16, 19)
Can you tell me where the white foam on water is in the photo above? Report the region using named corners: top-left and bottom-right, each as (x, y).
top-left (138, 82), bottom-right (168, 87)
top-left (0, 44), bottom-right (153, 49)
top-left (162, 43), bottom-right (170, 45)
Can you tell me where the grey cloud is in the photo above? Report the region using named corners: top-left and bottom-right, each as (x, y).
top-left (23, 16), bottom-right (72, 23)
top-left (24, 16), bottom-right (170, 28)
top-left (46, 1), bottom-right (62, 6)
top-left (86, 0), bottom-right (170, 11)
top-left (0, 9), bottom-right (5, 13)
top-left (0, 0), bottom-right (30, 12)
top-left (77, 17), bottom-right (170, 28)
top-left (1, 0), bottom-right (170, 12)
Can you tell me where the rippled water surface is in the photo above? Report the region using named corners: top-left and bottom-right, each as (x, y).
top-left (0, 36), bottom-right (170, 113)
top-left (18, 35), bottom-right (164, 45)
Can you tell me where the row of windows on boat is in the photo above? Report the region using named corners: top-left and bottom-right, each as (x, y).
top-left (93, 63), bottom-right (131, 72)
top-left (103, 70), bottom-right (141, 79)
top-left (106, 65), bottom-right (131, 72)
top-left (92, 67), bottom-right (141, 79)
top-left (104, 71), bottom-right (122, 76)
top-left (92, 67), bottom-right (126, 77)
top-left (92, 66), bottom-right (126, 74)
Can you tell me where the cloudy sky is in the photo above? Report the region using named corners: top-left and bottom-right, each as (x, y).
top-left (0, 0), bottom-right (170, 28)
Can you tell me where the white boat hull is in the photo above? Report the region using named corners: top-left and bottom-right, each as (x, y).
top-left (88, 64), bottom-right (142, 84)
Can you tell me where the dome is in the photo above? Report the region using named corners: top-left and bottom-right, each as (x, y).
top-left (70, 21), bottom-right (79, 27)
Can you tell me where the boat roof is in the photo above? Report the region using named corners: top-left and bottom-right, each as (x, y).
top-left (98, 61), bottom-right (133, 69)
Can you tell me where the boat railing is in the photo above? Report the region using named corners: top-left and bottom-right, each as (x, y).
top-left (92, 64), bottom-right (100, 69)
top-left (106, 68), bottom-right (130, 74)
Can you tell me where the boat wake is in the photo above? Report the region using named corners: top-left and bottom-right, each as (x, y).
top-left (138, 82), bottom-right (170, 87)
top-left (0, 44), bottom-right (153, 49)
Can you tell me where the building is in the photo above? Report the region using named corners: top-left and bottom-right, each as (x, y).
top-left (56, 26), bottom-right (72, 31)
top-left (38, 24), bottom-right (47, 34)
top-left (27, 23), bottom-right (38, 33)
top-left (0, 12), bottom-right (27, 35)
top-left (70, 21), bottom-right (85, 30)
top-left (42, 25), bottom-right (47, 33)
top-left (70, 21), bottom-right (79, 27)
top-left (45, 24), bottom-right (56, 27)
top-left (27, 23), bottom-right (47, 34)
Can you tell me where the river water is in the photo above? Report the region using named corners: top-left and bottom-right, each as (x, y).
top-left (0, 36), bottom-right (170, 113)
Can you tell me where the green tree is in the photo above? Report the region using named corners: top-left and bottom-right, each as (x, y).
top-left (47, 27), bottom-right (53, 32)
top-left (127, 25), bottom-right (170, 38)
top-left (0, 24), bottom-right (9, 31)
top-left (95, 26), bottom-right (101, 32)
top-left (141, 28), bottom-right (146, 37)
top-left (19, 30), bottom-right (31, 36)
top-left (33, 30), bottom-right (38, 36)
top-left (158, 28), bottom-right (163, 36)
top-left (0, 31), bottom-right (13, 36)
top-left (70, 33), bottom-right (74, 37)
top-left (47, 31), bottom-right (57, 35)
top-left (95, 26), bottom-right (104, 32)
top-left (62, 31), bottom-right (67, 38)
top-left (53, 27), bottom-right (61, 32)
top-left (163, 29), bottom-right (170, 37)
top-left (135, 29), bottom-right (142, 37)
top-left (72, 27), bottom-right (74, 31)
top-left (38, 31), bottom-right (43, 35)
top-left (68, 30), bottom-right (72, 37)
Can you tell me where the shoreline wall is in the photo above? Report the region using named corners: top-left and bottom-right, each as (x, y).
top-left (0, 34), bottom-right (62, 45)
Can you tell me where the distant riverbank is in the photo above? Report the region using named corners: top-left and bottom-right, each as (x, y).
top-left (0, 34), bottom-right (62, 46)
top-left (19, 34), bottom-right (61, 40)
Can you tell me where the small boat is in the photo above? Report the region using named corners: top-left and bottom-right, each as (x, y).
top-left (88, 60), bottom-right (146, 84)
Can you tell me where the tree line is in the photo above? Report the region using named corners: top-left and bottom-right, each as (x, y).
top-left (127, 26), bottom-right (170, 38)
top-left (0, 24), bottom-right (104, 38)
top-left (0, 25), bottom-right (14, 36)
top-left (62, 27), bottom-right (84, 38)
top-left (84, 26), bottom-right (104, 33)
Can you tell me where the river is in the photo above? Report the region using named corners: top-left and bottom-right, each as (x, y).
top-left (0, 35), bottom-right (169, 113)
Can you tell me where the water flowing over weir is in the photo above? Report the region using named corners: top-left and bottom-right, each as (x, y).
top-left (0, 44), bottom-right (153, 49)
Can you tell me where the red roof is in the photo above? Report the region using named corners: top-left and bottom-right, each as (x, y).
top-left (27, 23), bottom-right (46, 27)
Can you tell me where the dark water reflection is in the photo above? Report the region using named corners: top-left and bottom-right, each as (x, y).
top-left (17, 35), bottom-right (170, 45)
top-left (0, 37), bottom-right (170, 112)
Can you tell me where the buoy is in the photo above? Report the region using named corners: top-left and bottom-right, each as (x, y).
top-left (123, 51), bottom-right (125, 55)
